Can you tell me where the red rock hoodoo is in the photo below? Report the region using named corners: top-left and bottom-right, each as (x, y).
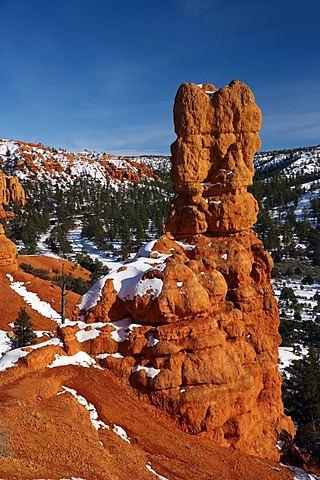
top-left (0, 170), bottom-right (26, 219)
top-left (166, 80), bottom-right (260, 236)
top-left (66, 80), bottom-right (294, 460)
top-left (0, 223), bottom-right (17, 271)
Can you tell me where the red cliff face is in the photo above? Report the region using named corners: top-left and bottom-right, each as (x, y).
top-left (68, 80), bottom-right (294, 460)
top-left (0, 170), bottom-right (26, 220)
top-left (0, 224), bottom-right (17, 271)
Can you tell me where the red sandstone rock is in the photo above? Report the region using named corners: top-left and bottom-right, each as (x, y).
top-left (0, 170), bottom-right (26, 219)
top-left (70, 80), bottom-right (294, 461)
top-left (0, 224), bottom-right (18, 271)
top-left (166, 80), bottom-right (262, 236)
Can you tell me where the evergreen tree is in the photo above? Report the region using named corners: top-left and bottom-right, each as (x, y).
top-left (12, 307), bottom-right (37, 347)
top-left (283, 346), bottom-right (320, 457)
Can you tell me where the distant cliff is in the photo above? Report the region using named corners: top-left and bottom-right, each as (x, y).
top-left (0, 170), bottom-right (25, 219)
top-left (0, 139), bottom-right (157, 187)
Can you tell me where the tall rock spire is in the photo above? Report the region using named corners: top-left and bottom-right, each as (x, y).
top-left (70, 80), bottom-right (294, 460)
top-left (166, 80), bottom-right (261, 236)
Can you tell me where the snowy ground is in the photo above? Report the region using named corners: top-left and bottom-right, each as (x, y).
top-left (7, 274), bottom-right (62, 323)
top-left (278, 346), bottom-right (308, 372)
top-left (290, 466), bottom-right (320, 480)
top-left (36, 227), bottom-right (60, 258)
top-left (273, 279), bottom-right (320, 322)
top-left (66, 224), bottom-right (124, 273)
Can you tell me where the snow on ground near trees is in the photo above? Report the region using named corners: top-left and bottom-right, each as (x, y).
top-left (6, 274), bottom-right (63, 322)
top-left (0, 330), bottom-right (11, 355)
top-left (0, 139), bottom-right (19, 156)
top-left (278, 346), bottom-right (308, 372)
top-left (36, 226), bottom-right (60, 258)
top-left (270, 182), bottom-right (320, 226)
top-left (273, 278), bottom-right (320, 322)
top-left (290, 465), bottom-right (320, 480)
top-left (255, 148), bottom-right (320, 176)
top-left (79, 240), bottom-right (169, 312)
top-left (66, 224), bottom-right (124, 271)
top-left (293, 185), bottom-right (320, 224)
top-left (0, 346), bottom-right (29, 371)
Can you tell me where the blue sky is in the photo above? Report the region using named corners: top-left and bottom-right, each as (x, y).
top-left (0, 0), bottom-right (319, 155)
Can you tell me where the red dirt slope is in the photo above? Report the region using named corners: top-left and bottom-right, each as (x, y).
top-left (0, 347), bottom-right (294, 480)
top-left (0, 256), bottom-right (90, 334)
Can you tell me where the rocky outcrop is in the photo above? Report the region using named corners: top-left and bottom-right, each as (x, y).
top-left (66, 80), bottom-right (294, 460)
top-left (166, 80), bottom-right (261, 236)
top-left (0, 139), bottom-right (158, 186)
top-left (0, 170), bottom-right (26, 219)
top-left (0, 224), bottom-right (17, 271)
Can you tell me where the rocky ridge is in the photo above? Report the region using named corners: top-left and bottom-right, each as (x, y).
top-left (0, 139), bottom-right (157, 187)
top-left (0, 246), bottom-right (296, 479)
top-left (58, 80), bottom-right (295, 460)
top-left (0, 344), bottom-right (293, 480)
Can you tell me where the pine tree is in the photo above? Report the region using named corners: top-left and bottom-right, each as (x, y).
top-left (283, 346), bottom-right (320, 456)
top-left (12, 307), bottom-right (37, 347)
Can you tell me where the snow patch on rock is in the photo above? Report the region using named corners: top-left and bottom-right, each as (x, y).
top-left (132, 364), bottom-right (161, 378)
top-left (109, 318), bottom-right (142, 343)
top-left (79, 239), bottom-right (170, 312)
top-left (48, 352), bottom-right (102, 369)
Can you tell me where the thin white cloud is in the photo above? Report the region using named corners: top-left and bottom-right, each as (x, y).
top-left (261, 111), bottom-right (320, 141)
top-left (68, 121), bottom-right (174, 156)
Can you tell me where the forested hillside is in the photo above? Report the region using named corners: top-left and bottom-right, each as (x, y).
top-left (0, 139), bottom-right (171, 259)
top-left (250, 145), bottom-right (320, 345)
top-left (5, 175), bottom-right (170, 260)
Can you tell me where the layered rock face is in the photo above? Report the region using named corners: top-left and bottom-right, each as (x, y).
top-left (65, 80), bottom-right (294, 460)
top-left (166, 80), bottom-right (261, 236)
top-left (0, 224), bottom-right (17, 271)
top-left (0, 170), bottom-right (26, 219)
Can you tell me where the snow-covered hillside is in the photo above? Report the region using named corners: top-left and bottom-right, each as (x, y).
top-left (0, 138), bottom-right (158, 187)
top-left (254, 146), bottom-right (320, 176)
